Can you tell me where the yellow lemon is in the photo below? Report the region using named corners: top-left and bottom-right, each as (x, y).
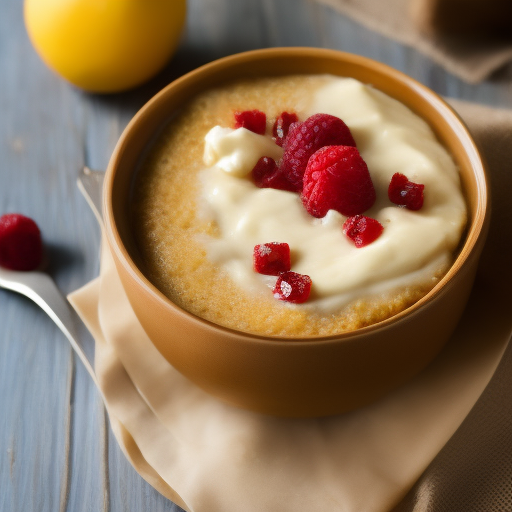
top-left (24, 0), bottom-right (186, 93)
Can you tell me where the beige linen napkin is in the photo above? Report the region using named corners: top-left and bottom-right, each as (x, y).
top-left (69, 100), bottom-right (512, 512)
top-left (315, 0), bottom-right (512, 83)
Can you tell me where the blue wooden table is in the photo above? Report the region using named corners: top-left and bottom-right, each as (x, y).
top-left (1, 1), bottom-right (511, 511)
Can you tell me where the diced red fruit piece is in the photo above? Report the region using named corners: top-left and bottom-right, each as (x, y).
top-left (251, 157), bottom-right (296, 192)
top-left (280, 113), bottom-right (357, 191)
top-left (253, 242), bottom-right (291, 276)
top-left (252, 157), bottom-right (277, 184)
top-left (273, 271), bottom-right (312, 304)
top-left (388, 173), bottom-right (424, 210)
top-left (233, 109), bottom-right (267, 135)
top-left (343, 215), bottom-right (384, 248)
top-left (0, 214), bottom-right (43, 271)
top-left (272, 112), bottom-right (299, 147)
top-left (301, 145), bottom-right (376, 218)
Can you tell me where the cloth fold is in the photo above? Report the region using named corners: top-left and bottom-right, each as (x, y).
top-left (315, 0), bottom-right (512, 83)
top-left (69, 100), bottom-right (512, 512)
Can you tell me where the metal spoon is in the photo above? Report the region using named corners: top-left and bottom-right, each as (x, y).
top-left (0, 167), bottom-right (104, 385)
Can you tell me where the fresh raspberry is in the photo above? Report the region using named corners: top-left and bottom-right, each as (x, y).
top-left (280, 113), bottom-right (356, 191)
top-left (272, 112), bottom-right (299, 147)
top-left (234, 109), bottom-right (266, 135)
top-left (273, 271), bottom-right (312, 304)
top-left (343, 215), bottom-right (383, 248)
top-left (388, 173), bottom-right (424, 210)
top-left (251, 157), bottom-right (296, 192)
top-left (253, 242), bottom-right (291, 276)
top-left (301, 145), bottom-right (376, 218)
top-left (0, 214), bottom-right (43, 271)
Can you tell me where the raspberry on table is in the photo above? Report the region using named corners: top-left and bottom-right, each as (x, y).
top-left (280, 113), bottom-right (357, 191)
top-left (0, 213), bottom-right (43, 271)
top-left (388, 173), bottom-right (424, 210)
top-left (343, 215), bottom-right (384, 248)
top-left (272, 112), bottom-right (299, 147)
top-left (301, 145), bottom-right (376, 218)
top-left (251, 157), bottom-right (296, 192)
top-left (273, 271), bottom-right (312, 303)
top-left (233, 109), bottom-right (267, 135)
top-left (253, 242), bottom-right (291, 276)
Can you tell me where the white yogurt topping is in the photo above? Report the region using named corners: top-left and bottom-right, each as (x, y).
top-left (200, 77), bottom-right (467, 311)
top-left (204, 126), bottom-right (283, 177)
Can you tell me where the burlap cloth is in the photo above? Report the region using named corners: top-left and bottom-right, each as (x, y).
top-left (68, 100), bottom-right (512, 512)
top-left (315, 0), bottom-right (512, 83)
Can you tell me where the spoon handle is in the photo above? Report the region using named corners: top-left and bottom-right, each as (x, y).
top-left (0, 267), bottom-right (98, 385)
top-left (30, 273), bottom-right (97, 383)
top-left (77, 166), bottom-right (104, 223)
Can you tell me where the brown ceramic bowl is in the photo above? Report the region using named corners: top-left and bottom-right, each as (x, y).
top-left (103, 48), bottom-right (489, 417)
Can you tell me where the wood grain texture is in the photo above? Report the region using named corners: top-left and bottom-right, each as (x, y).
top-left (0, 0), bottom-right (511, 511)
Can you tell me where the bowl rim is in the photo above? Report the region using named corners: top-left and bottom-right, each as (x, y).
top-left (103, 46), bottom-right (489, 346)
